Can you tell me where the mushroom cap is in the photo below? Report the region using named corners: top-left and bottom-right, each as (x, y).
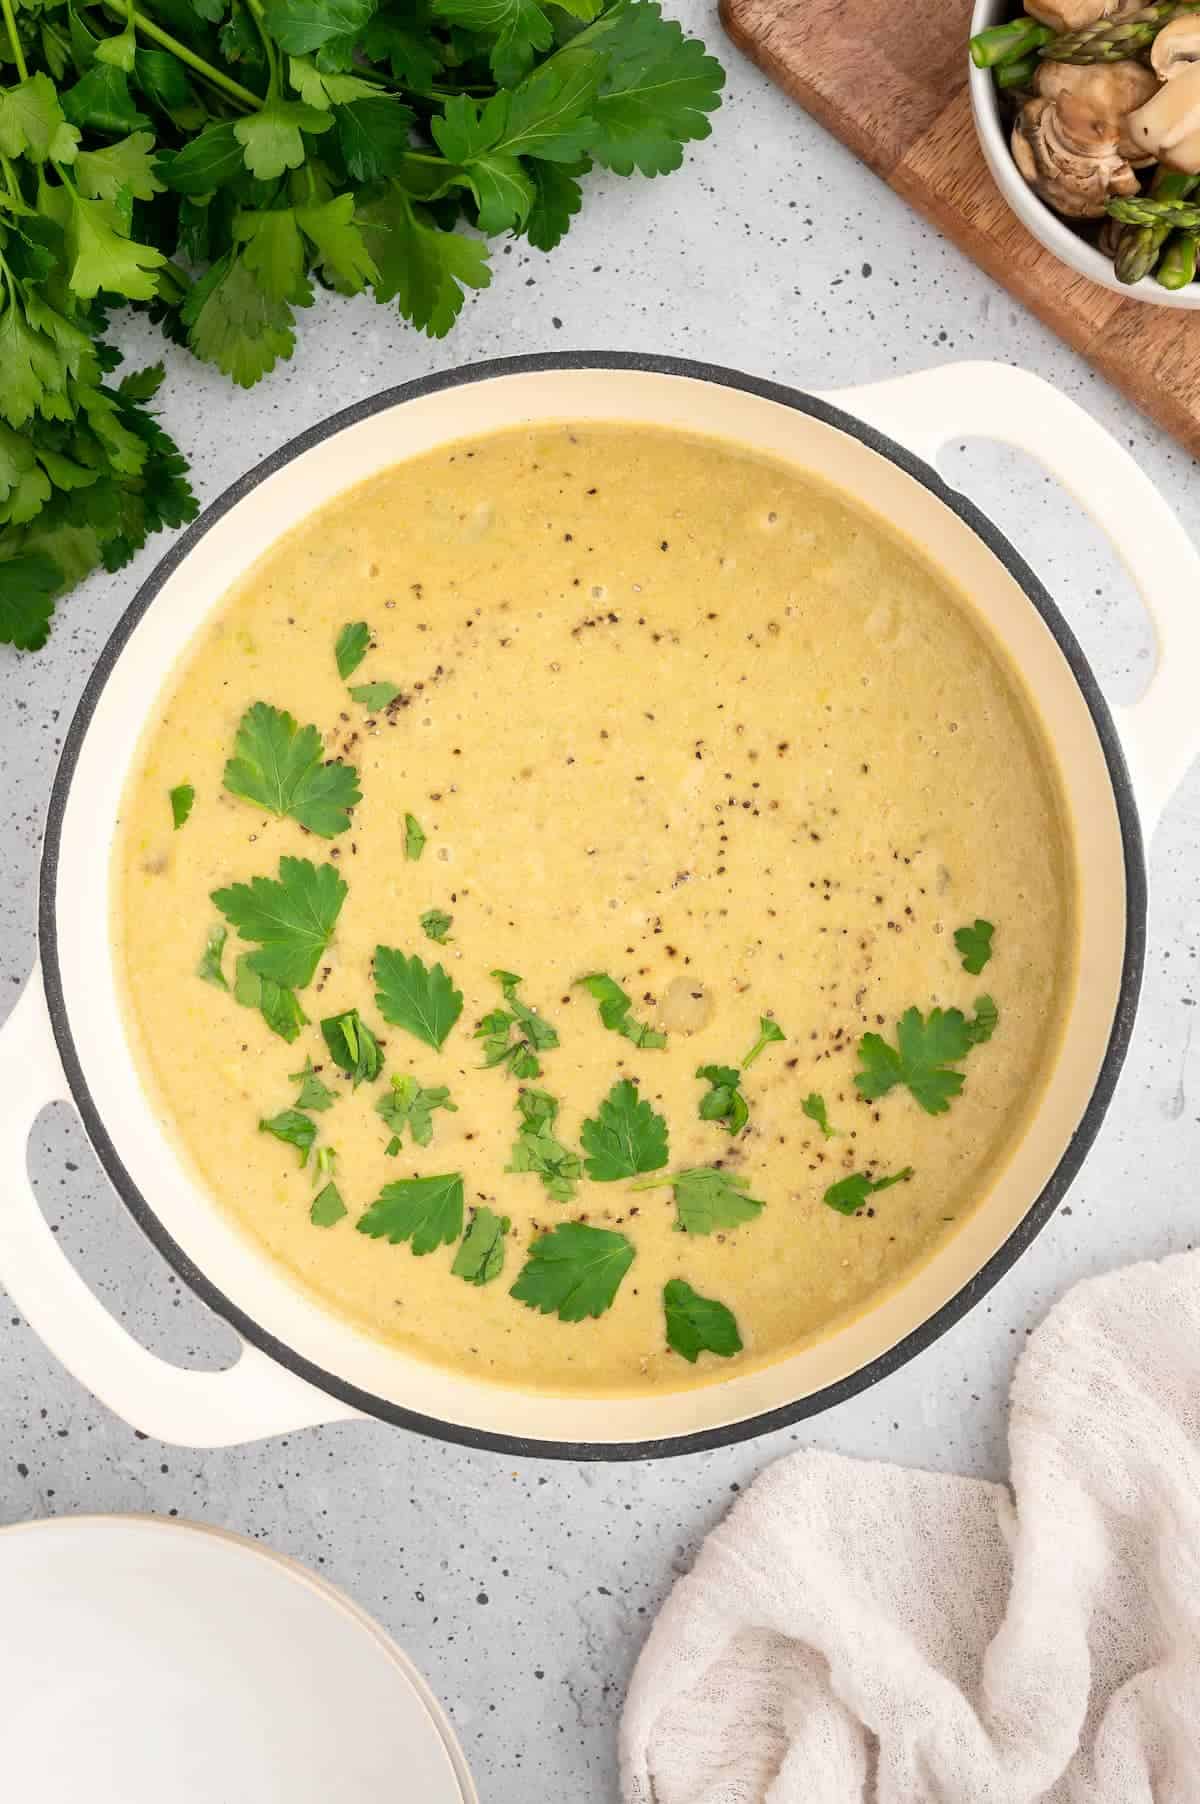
top-left (1012, 96), bottom-right (1139, 216)
top-left (1126, 60), bottom-right (1200, 169)
top-left (1035, 59), bottom-right (1159, 159)
top-left (1151, 15), bottom-right (1200, 80)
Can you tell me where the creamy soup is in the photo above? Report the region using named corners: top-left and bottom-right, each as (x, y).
top-left (114, 423), bottom-right (1076, 1395)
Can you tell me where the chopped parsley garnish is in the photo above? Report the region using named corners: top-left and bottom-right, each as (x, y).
top-left (290, 1057), bottom-right (336, 1111)
top-left (374, 946), bottom-right (463, 1051)
top-left (741, 1015), bottom-right (785, 1069)
top-left (696, 1064), bottom-right (748, 1136)
top-left (404, 813), bottom-right (426, 861)
top-left (169, 782), bottom-right (194, 830)
top-left (576, 972), bottom-right (667, 1049)
top-left (856, 1000), bottom-right (1000, 1115)
top-left (348, 680), bottom-right (402, 711)
top-left (696, 1017), bottom-right (785, 1134)
top-left (314, 1146), bottom-right (338, 1183)
top-left (222, 702), bottom-right (361, 837)
top-left (259, 1107), bottom-right (317, 1167)
top-left (452, 1207), bottom-right (510, 1286)
top-left (335, 621), bottom-right (370, 679)
top-left (967, 994), bottom-right (999, 1045)
top-left (375, 1073), bottom-right (457, 1147)
top-left (801, 1093), bottom-right (839, 1139)
top-left (357, 1173), bottom-right (464, 1255)
top-left (663, 1279), bottom-right (742, 1363)
top-left (196, 924), bottom-right (228, 990)
top-left (233, 955), bottom-right (309, 1043)
top-left (954, 918), bottom-right (995, 976)
top-left (476, 970), bottom-right (559, 1078)
top-left (824, 1166), bottom-right (914, 1216)
top-left (420, 908), bottom-right (453, 945)
top-left (581, 1078), bottom-right (669, 1181)
top-left (633, 1166), bottom-right (764, 1234)
top-left (213, 855), bottom-right (347, 989)
top-left (320, 1008), bottom-right (383, 1085)
top-left (506, 1089), bottom-right (582, 1202)
top-left (310, 1182), bottom-right (348, 1228)
top-left (510, 1222), bottom-right (636, 1322)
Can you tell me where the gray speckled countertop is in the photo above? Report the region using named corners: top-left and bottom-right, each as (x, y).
top-left (2, 9), bottom-right (1199, 1797)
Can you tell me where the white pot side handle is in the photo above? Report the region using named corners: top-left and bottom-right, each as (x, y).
top-left (823, 360), bottom-right (1200, 833)
top-left (0, 971), bottom-right (360, 1448)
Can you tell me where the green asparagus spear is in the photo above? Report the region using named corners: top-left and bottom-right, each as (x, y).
top-left (1113, 170), bottom-right (1196, 284)
top-left (1040, 2), bottom-right (1200, 63)
top-left (1157, 231), bottom-right (1199, 287)
top-left (1115, 225), bottom-right (1168, 284)
top-left (971, 18), bottom-right (1054, 65)
top-left (1108, 196), bottom-right (1200, 231)
top-left (995, 53), bottom-right (1039, 87)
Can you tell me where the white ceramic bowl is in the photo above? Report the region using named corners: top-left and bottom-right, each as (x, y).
top-left (969, 0), bottom-right (1200, 308)
top-left (3, 355), bottom-right (1199, 1456)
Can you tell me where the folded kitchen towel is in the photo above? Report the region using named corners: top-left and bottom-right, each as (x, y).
top-left (620, 1251), bottom-right (1200, 1803)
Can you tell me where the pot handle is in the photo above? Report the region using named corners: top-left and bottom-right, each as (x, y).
top-left (0, 971), bottom-right (360, 1447)
top-left (824, 360), bottom-right (1200, 832)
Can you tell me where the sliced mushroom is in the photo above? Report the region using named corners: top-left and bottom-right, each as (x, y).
top-left (1125, 61), bottom-right (1200, 170)
top-left (1012, 95), bottom-right (1140, 216)
top-left (1035, 60), bottom-right (1159, 162)
top-left (1150, 15), bottom-right (1200, 80)
top-left (1025, 0), bottom-right (1140, 34)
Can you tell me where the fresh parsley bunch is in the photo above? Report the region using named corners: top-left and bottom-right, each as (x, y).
top-left (0, 0), bottom-right (724, 652)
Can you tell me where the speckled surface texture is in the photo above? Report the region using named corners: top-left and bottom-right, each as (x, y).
top-left (2, 8), bottom-right (1199, 1796)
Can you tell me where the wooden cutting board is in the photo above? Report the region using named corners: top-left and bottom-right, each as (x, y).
top-left (719, 0), bottom-right (1200, 458)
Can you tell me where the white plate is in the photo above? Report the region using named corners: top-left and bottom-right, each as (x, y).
top-left (0, 1515), bottom-right (476, 1804)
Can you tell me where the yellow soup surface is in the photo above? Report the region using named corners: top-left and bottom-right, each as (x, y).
top-left (114, 423), bottom-right (1077, 1395)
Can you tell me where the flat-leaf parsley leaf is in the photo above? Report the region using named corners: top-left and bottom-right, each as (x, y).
top-left (320, 1007), bottom-right (383, 1085)
top-left (374, 946), bottom-right (463, 1050)
top-left (452, 1206), bottom-right (509, 1286)
top-left (233, 955), bottom-right (309, 1043)
top-left (576, 971), bottom-right (666, 1049)
top-left (420, 908), bottom-right (453, 945)
top-left (510, 1221), bottom-right (635, 1321)
top-left (581, 1077), bottom-right (668, 1181)
top-left (741, 1015), bottom-right (785, 1069)
top-left (802, 1093), bottom-right (839, 1139)
top-left (404, 813), bottom-right (426, 860)
top-left (169, 782), bottom-right (194, 829)
top-left (357, 1172), bottom-right (464, 1255)
top-left (506, 1088), bottom-right (582, 1201)
top-left (663, 1278), bottom-right (742, 1363)
top-left (212, 856), bottom-right (347, 989)
top-left (696, 1063), bottom-right (748, 1136)
top-left (310, 1182), bottom-right (348, 1227)
top-left (223, 702), bottom-right (361, 837)
top-left (954, 919), bottom-right (995, 976)
top-left (824, 1166), bottom-right (914, 1216)
top-left (290, 1057), bottom-right (336, 1111)
top-left (259, 1107), bottom-right (317, 1167)
top-left (476, 969), bottom-right (559, 1078)
top-left (375, 1073), bottom-right (457, 1147)
top-left (335, 620), bottom-right (370, 679)
top-left (196, 924), bottom-right (228, 990)
top-left (856, 1000), bottom-right (999, 1115)
top-left (632, 1166), bottom-right (764, 1235)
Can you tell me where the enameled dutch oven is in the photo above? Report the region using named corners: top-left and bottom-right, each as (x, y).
top-left (3, 354), bottom-right (1198, 1456)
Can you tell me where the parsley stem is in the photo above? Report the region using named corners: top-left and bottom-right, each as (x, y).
top-left (628, 1175), bottom-right (672, 1192)
top-left (1, 0), bottom-right (28, 79)
top-left (94, 0), bottom-right (262, 108)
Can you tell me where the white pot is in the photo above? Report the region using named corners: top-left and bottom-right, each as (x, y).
top-left (969, 0), bottom-right (1200, 308)
top-left (4, 356), bottom-right (1199, 1454)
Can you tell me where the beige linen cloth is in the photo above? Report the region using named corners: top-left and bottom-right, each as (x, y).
top-left (620, 1252), bottom-right (1200, 1803)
